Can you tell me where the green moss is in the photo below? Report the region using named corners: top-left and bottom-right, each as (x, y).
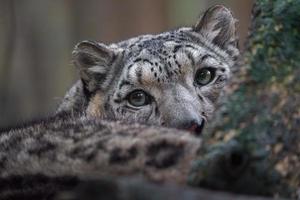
top-left (190, 0), bottom-right (300, 198)
top-left (222, 0), bottom-right (300, 134)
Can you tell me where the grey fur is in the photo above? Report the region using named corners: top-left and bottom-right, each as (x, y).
top-left (57, 5), bottom-right (239, 134)
top-left (0, 114), bottom-right (200, 183)
top-left (0, 113), bottom-right (201, 199)
top-left (0, 5), bottom-right (239, 199)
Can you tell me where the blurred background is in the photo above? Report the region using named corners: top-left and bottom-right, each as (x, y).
top-left (0, 0), bottom-right (253, 127)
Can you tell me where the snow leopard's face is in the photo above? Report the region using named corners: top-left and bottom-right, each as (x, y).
top-left (72, 5), bottom-right (239, 135)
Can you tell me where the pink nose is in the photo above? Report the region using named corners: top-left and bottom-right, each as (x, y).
top-left (186, 119), bottom-right (205, 135)
top-left (188, 123), bottom-right (198, 132)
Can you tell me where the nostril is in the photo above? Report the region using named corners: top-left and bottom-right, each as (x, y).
top-left (188, 123), bottom-right (198, 132)
top-left (187, 119), bottom-right (205, 135)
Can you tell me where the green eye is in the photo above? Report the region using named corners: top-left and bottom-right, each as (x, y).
top-left (195, 68), bottom-right (215, 86)
top-left (127, 90), bottom-right (150, 107)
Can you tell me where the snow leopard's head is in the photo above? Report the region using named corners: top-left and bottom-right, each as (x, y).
top-left (68, 5), bottom-right (239, 135)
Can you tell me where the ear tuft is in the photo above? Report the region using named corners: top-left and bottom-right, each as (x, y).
top-left (72, 40), bottom-right (118, 91)
top-left (194, 5), bottom-right (237, 49)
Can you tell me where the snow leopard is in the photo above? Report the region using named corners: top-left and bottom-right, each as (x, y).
top-left (0, 5), bottom-right (239, 199)
top-left (57, 5), bottom-right (239, 135)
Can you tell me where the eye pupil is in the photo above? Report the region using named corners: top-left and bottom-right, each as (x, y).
top-left (128, 90), bottom-right (149, 107)
top-left (195, 68), bottom-right (214, 86)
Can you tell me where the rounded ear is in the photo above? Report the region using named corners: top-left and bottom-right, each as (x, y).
top-left (72, 40), bottom-right (120, 92)
top-left (194, 5), bottom-right (237, 49)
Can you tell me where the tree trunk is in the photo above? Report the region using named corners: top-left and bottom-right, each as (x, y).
top-left (189, 0), bottom-right (300, 198)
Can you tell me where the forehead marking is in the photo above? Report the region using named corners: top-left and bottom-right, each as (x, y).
top-left (118, 80), bottom-right (132, 90)
top-left (124, 38), bottom-right (229, 86)
top-left (142, 59), bottom-right (153, 65)
top-left (201, 54), bottom-right (211, 62)
top-left (186, 32), bottom-right (233, 66)
top-left (136, 67), bottom-right (143, 84)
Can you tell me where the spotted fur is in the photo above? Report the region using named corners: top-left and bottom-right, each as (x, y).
top-left (0, 5), bottom-right (239, 199)
top-left (0, 113), bottom-right (200, 183)
top-left (57, 5), bottom-right (239, 134)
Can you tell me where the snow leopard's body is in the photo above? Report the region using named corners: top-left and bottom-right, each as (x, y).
top-left (0, 113), bottom-right (201, 199)
top-left (0, 5), bottom-right (239, 199)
